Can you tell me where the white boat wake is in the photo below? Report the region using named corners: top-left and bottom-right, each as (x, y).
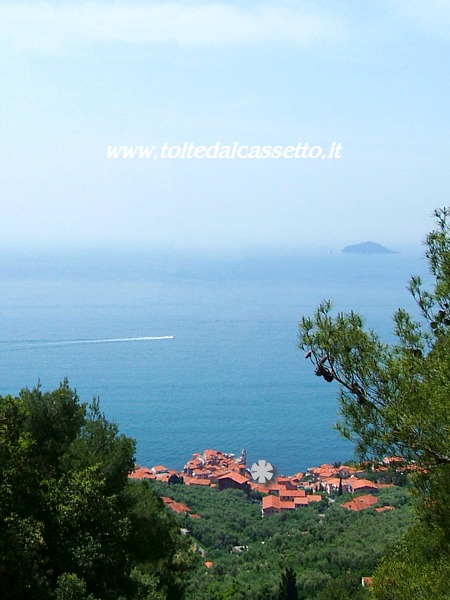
top-left (10, 336), bottom-right (175, 348)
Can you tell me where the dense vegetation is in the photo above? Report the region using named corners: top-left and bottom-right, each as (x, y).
top-left (148, 481), bottom-right (412, 599)
top-left (299, 208), bottom-right (450, 598)
top-left (0, 382), bottom-right (192, 600)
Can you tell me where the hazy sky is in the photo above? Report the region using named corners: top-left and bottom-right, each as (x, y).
top-left (1, 1), bottom-right (449, 251)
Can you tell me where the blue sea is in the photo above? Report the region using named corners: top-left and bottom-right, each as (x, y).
top-left (0, 248), bottom-right (428, 474)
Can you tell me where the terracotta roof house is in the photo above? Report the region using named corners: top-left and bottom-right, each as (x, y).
top-left (261, 481), bottom-right (282, 495)
top-left (262, 495), bottom-right (280, 515)
top-left (128, 466), bottom-right (156, 480)
top-left (277, 478), bottom-right (298, 490)
top-left (279, 501), bottom-right (296, 511)
top-left (209, 469), bottom-right (232, 483)
top-left (305, 494), bottom-right (322, 503)
top-left (341, 494), bottom-right (378, 512)
top-left (279, 489), bottom-right (307, 501)
top-left (217, 472), bottom-right (250, 493)
top-left (348, 478), bottom-right (378, 494)
top-left (261, 496), bottom-right (296, 515)
top-left (151, 465), bottom-right (169, 476)
top-left (168, 502), bottom-right (192, 515)
top-left (320, 477), bottom-right (350, 495)
top-left (186, 478), bottom-right (211, 487)
top-left (293, 497), bottom-right (309, 507)
top-left (262, 493), bottom-right (322, 514)
top-left (338, 465), bottom-right (358, 478)
top-left (292, 495), bottom-right (322, 507)
top-left (309, 464), bottom-right (338, 481)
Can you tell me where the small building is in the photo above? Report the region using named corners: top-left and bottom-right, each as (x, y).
top-left (151, 465), bottom-right (169, 476)
top-left (320, 477), bottom-right (350, 495)
top-left (168, 502), bottom-right (192, 515)
top-left (348, 477), bottom-right (378, 494)
top-left (277, 478), bottom-right (298, 491)
top-left (262, 493), bottom-right (322, 515)
top-left (128, 466), bottom-right (156, 480)
top-left (279, 489), bottom-right (306, 502)
top-left (262, 495), bottom-right (280, 515)
top-left (217, 472), bottom-right (250, 493)
top-left (186, 478), bottom-right (211, 487)
top-left (341, 494), bottom-right (378, 512)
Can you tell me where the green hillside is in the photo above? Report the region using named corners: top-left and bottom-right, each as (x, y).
top-left (148, 481), bottom-right (413, 599)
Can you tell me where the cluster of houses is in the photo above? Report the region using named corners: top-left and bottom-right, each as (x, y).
top-left (129, 450), bottom-right (399, 516)
top-left (129, 448), bottom-right (249, 489)
top-left (128, 450), bottom-right (401, 586)
top-left (258, 462), bottom-right (397, 515)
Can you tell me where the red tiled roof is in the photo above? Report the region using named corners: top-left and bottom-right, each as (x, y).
top-left (168, 502), bottom-right (192, 514)
top-left (306, 495), bottom-right (322, 503)
top-left (294, 497), bottom-right (309, 506)
top-left (212, 469), bottom-right (230, 479)
top-left (128, 467), bottom-right (156, 480)
top-left (204, 561), bottom-right (214, 569)
top-left (152, 465), bottom-right (169, 473)
top-left (187, 478), bottom-right (211, 486)
top-left (218, 472), bottom-right (248, 485)
top-left (349, 479), bottom-right (378, 491)
top-left (375, 506), bottom-right (395, 513)
top-left (262, 495), bottom-right (280, 509)
top-left (342, 494), bottom-right (378, 512)
top-left (279, 501), bottom-right (295, 510)
top-left (263, 494), bottom-right (321, 511)
top-left (204, 449), bottom-right (218, 457)
top-left (279, 489), bottom-right (306, 498)
top-left (321, 477), bottom-right (348, 486)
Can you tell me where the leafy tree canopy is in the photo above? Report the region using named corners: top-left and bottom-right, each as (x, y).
top-left (0, 380), bottom-right (191, 600)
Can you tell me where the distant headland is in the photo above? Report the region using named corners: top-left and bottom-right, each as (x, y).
top-left (343, 241), bottom-right (397, 254)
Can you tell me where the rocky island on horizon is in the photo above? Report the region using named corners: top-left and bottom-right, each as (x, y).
top-left (343, 241), bottom-right (398, 254)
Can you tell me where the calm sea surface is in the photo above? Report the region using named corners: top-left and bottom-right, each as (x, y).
top-left (0, 249), bottom-right (428, 474)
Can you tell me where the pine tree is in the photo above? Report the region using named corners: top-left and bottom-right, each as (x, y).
top-left (278, 567), bottom-right (299, 600)
top-left (298, 207), bottom-right (450, 598)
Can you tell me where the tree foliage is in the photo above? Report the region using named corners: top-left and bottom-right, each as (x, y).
top-left (278, 566), bottom-right (299, 600)
top-left (0, 381), bottom-right (191, 600)
top-left (298, 208), bottom-right (450, 598)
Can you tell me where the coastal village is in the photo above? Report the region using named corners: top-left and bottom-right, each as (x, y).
top-left (129, 448), bottom-right (404, 518)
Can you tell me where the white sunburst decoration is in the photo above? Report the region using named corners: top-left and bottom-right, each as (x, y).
top-left (250, 460), bottom-right (274, 484)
